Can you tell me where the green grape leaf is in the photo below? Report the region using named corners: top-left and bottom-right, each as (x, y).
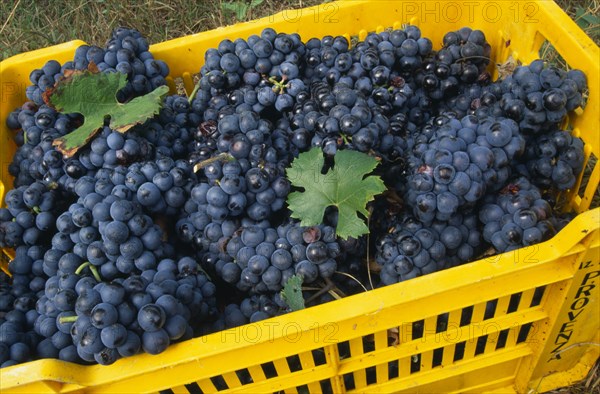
top-left (281, 274), bottom-right (305, 311)
top-left (286, 148), bottom-right (385, 240)
top-left (48, 70), bottom-right (169, 158)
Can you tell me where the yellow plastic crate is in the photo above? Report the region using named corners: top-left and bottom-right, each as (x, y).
top-left (1, 1), bottom-right (599, 392)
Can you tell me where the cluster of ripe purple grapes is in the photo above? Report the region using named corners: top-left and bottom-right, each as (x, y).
top-left (0, 23), bottom-right (587, 368)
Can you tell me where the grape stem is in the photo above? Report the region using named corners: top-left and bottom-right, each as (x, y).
top-left (89, 265), bottom-right (102, 282)
top-left (328, 290), bottom-right (342, 300)
top-left (196, 265), bottom-right (213, 282)
top-left (335, 271), bottom-right (368, 292)
top-left (58, 316), bottom-right (78, 324)
top-left (268, 75), bottom-right (288, 94)
top-left (188, 78), bottom-right (201, 104)
top-left (74, 261), bottom-right (90, 275)
top-left (340, 133), bottom-right (351, 145)
top-left (75, 261), bottom-right (102, 282)
top-left (193, 152), bottom-right (235, 173)
top-left (305, 278), bottom-right (345, 304)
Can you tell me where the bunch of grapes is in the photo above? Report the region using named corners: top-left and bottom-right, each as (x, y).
top-left (26, 28), bottom-right (169, 106)
top-left (0, 23), bottom-right (589, 369)
top-left (479, 178), bottom-right (561, 252)
top-left (517, 129), bottom-right (585, 190)
top-left (475, 60), bottom-right (587, 134)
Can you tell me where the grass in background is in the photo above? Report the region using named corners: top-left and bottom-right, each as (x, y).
top-left (0, 0), bottom-right (324, 60)
top-left (1, 0), bottom-right (597, 60)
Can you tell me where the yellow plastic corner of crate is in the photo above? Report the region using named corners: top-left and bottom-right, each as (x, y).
top-left (529, 344), bottom-right (600, 393)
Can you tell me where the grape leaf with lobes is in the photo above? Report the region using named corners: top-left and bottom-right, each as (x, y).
top-left (286, 148), bottom-right (386, 240)
top-left (48, 70), bottom-right (169, 157)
